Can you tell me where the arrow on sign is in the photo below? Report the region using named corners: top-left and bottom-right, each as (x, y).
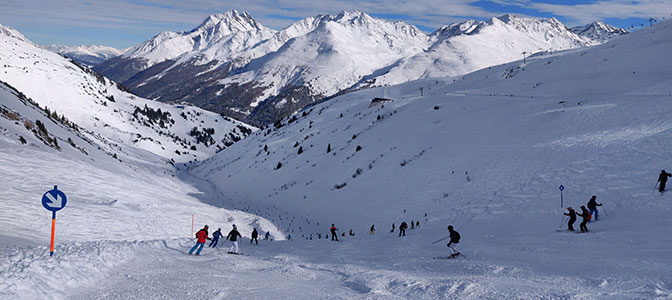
top-left (45, 192), bottom-right (63, 208)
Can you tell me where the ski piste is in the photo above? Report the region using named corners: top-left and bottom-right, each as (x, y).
top-left (3, 10), bottom-right (672, 300)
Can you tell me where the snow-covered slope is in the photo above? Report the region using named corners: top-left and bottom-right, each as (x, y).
top-left (193, 17), bottom-right (672, 227)
top-left (357, 14), bottom-right (622, 88)
top-left (0, 79), bottom-right (277, 242)
top-left (95, 11), bottom-right (625, 127)
top-left (185, 18), bottom-right (672, 296)
top-left (0, 23), bottom-right (255, 163)
top-left (42, 44), bottom-right (127, 66)
top-left (0, 27), bottom-right (282, 299)
top-left (1, 17), bottom-right (671, 300)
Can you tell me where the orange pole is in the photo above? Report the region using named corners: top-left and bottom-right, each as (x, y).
top-left (50, 217), bottom-right (55, 256)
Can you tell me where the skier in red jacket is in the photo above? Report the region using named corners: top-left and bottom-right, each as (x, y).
top-left (189, 225), bottom-right (211, 255)
top-left (330, 224), bottom-right (338, 241)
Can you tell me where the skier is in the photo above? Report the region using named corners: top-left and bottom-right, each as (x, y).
top-left (251, 228), bottom-right (259, 245)
top-left (189, 225), bottom-right (211, 255)
top-left (446, 225), bottom-right (461, 257)
top-left (577, 206), bottom-right (591, 233)
top-left (330, 224), bottom-right (339, 241)
top-left (416, 221), bottom-right (420, 228)
top-left (349, 229), bottom-right (354, 236)
top-left (226, 224), bottom-right (242, 254)
top-left (399, 221), bottom-right (408, 237)
top-left (265, 231), bottom-right (271, 240)
top-left (658, 170), bottom-right (672, 192)
top-left (369, 225), bottom-right (375, 235)
top-left (390, 223), bottom-right (395, 232)
top-left (411, 220), bottom-right (415, 229)
top-left (586, 196), bottom-right (602, 222)
top-left (209, 228), bottom-right (223, 247)
top-left (564, 207), bottom-right (577, 231)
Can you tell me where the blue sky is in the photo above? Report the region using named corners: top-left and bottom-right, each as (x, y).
top-left (1, 0), bottom-right (670, 48)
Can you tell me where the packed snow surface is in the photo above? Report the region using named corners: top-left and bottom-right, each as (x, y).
top-left (1, 15), bottom-right (671, 300)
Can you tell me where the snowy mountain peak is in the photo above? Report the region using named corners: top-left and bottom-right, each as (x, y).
top-left (431, 19), bottom-right (482, 39)
top-left (491, 14), bottom-right (567, 33)
top-left (194, 10), bottom-right (266, 35)
top-left (0, 23), bottom-right (29, 43)
top-left (571, 21), bottom-right (628, 43)
top-left (119, 11), bottom-right (274, 66)
top-left (333, 10), bottom-right (372, 23)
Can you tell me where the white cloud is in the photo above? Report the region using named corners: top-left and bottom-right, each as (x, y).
top-left (4, 0), bottom-right (668, 47)
top-left (491, 0), bottom-right (672, 26)
top-left (0, 0), bottom-right (496, 33)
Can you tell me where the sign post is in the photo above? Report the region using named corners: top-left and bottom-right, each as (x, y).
top-left (41, 186), bottom-right (67, 256)
top-left (559, 185), bottom-right (565, 208)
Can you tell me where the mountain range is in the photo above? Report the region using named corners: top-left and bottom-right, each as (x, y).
top-left (94, 11), bottom-right (627, 126)
top-left (43, 44), bottom-right (128, 66)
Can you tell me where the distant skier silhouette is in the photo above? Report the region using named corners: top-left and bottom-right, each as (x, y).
top-left (577, 206), bottom-right (591, 233)
top-left (587, 196), bottom-right (602, 222)
top-left (330, 224), bottom-right (339, 241)
top-left (399, 222), bottom-right (408, 237)
top-left (446, 225), bottom-right (461, 257)
top-left (251, 228), bottom-right (259, 245)
top-left (564, 207), bottom-right (577, 231)
top-left (658, 170), bottom-right (672, 192)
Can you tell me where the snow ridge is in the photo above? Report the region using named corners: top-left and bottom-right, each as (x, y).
top-left (42, 44), bottom-right (127, 66)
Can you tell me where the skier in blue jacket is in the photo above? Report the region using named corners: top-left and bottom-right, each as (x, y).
top-left (209, 228), bottom-right (223, 247)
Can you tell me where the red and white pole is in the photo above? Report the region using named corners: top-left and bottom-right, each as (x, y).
top-left (50, 211), bottom-right (56, 256)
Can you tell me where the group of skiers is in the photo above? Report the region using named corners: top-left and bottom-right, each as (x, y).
top-left (560, 170), bottom-right (670, 233)
top-left (328, 221), bottom-right (460, 257)
top-left (390, 220), bottom-right (420, 237)
top-left (563, 195), bottom-right (602, 232)
top-left (189, 224), bottom-right (268, 255)
top-left (185, 170), bottom-right (669, 258)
